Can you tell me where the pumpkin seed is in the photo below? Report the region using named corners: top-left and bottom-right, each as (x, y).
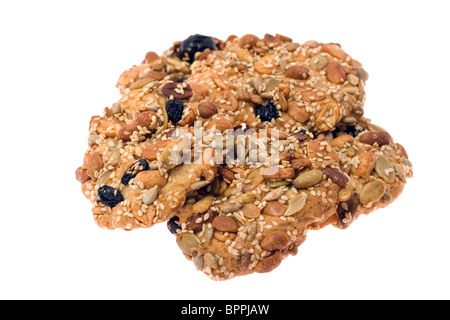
top-left (359, 181), bottom-right (385, 205)
top-left (192, 195), bottom-right (214, 214)
top-left (375, 156), bottom-right (395, 183)
top-left (395, 164), bottom-right (406, 182)
top-left (309, 54), bottom-right (328, 70)
top-left (203, 252), bottom-right (218, 269)
top-left (193, 254), bottom-right (204, 270)
top-left (220, 201), bottom-right (242, 214)
top-left (367, 123), bottom-right (386, 132)
top-left (176, 233), bottom-right (201, 256)
top-left (266, 180), bottom-right (291, 188)
top-left (264, 79), bottom-right (280, 92)
top-left (284, 193), bottom-right (307, 216)
top-left (293, 169), bottom-right (323, 189)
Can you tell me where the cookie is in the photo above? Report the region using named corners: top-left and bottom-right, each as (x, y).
top-left (76, 34), bottom-right (412, 280)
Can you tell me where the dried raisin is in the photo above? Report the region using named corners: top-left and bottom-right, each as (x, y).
top-left (98, 185), bottom-right (124, 208)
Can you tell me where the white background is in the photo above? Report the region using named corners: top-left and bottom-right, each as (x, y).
top-left (0, 0), bottom-right (449, 300)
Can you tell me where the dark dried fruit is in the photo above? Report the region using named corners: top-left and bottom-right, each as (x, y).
top-left (343, 125), bottom-right (364, 138)
top-left (121, 159), bottom-right (149, 185)
top-left (167, 216), bottom-right (181, 234)
top-left (293, 129), bottom-right (310, 141)
top-left (337, 193), bottom-right (359, 229)
top-left (255, 101), bottom-right (279, 122)
top-left (98, 185), bottom-right (124, 208)
top-left (161, 82), bottom-right (193, 100)
top-left (179, 34), bottom-right (216, 63)
top-left (165, 99), bottom-right (184, 123)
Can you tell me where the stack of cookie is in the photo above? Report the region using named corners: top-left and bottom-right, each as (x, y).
top-left (76, 34), bottom-right (412, 280)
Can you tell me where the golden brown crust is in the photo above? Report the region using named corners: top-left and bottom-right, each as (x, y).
top-left (77, 33), bottom-right (412, 280)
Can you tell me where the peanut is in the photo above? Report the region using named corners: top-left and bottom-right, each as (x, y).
top-left (262, 201), bottom-right (286, 217)
top-left (254, 55), bottom-right (277, 74)
top-left (353, 151), bottom-right (375, 177)
top-left (238, 34), bottom-right (260, 48)
top-left (241, 203), bottom-right (261, 219)
top-left (75, 167), bottom-right (91, 183)
top-left (212, 216), bottom-right (239, 232)
top-left (287, 100), bottom-right (310, 123)
top-left (316, 102), bottom-right (340, 132)
top-left (255, 251), bottom-right (282, 273)
top-left (198, 102), bottom-right (218, 118)
top-left (261, 230), bottom-right (291, 251)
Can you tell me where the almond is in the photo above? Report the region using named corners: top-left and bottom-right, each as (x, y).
top-left (118, 111), bottom-right (157, 141)
top-left (143, 140), bottom-right (172, 160)
top-left (359, 131), bottom-right (392, 146)
top-left (86, 152), bottom-right (103, 179)
top-left (330, 134), bottom-right (354, 148)
top-left (261, 167), bottom-right (295, 179)
top-left (326, 61), bottom-right (346, 84)
top-left (319, 168), bottom-right (349, 186)
top-left (321, 43), bottom-right (349, 61)
top-left (134, 170), bottom-right (168, 189)
top-left (290, 158), bottom-right (311, 169)
top-left (287, 100), bottom-right (310, 123)
top-left (285, 65), bottom-right (310, 80)
top-left (206, 115), bottom-right (233, 132)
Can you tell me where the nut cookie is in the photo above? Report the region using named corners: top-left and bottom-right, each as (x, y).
top-left (169, 121), bottom-right (412, 280)
top-left (76, 34), bottom-right (412, 281)
top-left (117, 33), bottom-right (367, 134)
